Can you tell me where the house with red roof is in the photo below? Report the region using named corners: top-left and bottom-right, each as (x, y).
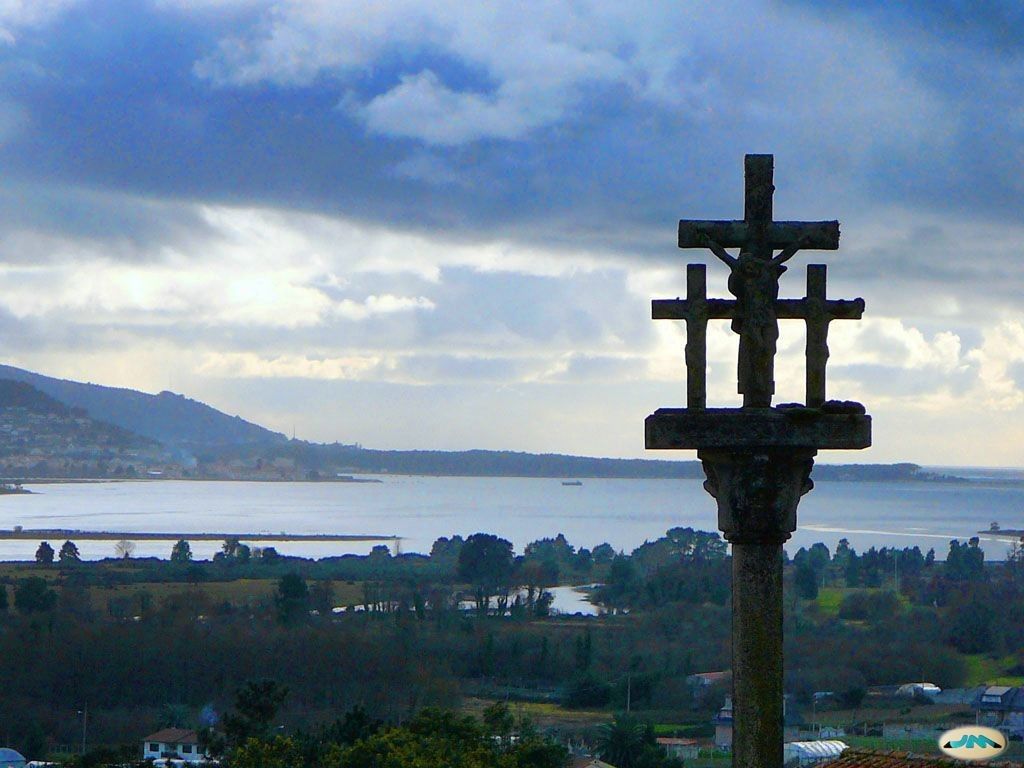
top-left (141, 729), bottom-right (209, 763)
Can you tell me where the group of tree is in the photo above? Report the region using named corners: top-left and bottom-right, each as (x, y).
top-left (2, 526), bottom-right (1023, 755)
top-left (596, 528), bottom-right (730, 608)
top-left (34, 540), bottom-right (80, 564)
top-left (202, 683), bottom-right (568, 768)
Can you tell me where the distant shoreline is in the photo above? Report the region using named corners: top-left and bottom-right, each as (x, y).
top-left (2, 466), bottom-right (1022, 486)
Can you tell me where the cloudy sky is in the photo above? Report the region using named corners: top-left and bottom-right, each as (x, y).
top-left (0, 0), bottom-right (1021, 466)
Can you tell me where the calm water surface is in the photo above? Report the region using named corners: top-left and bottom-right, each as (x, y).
top-left (0, 475), bottom-right (1021, 562)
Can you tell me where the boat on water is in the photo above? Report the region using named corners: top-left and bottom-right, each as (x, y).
top-left (0, 483), bottom-right (30, 495)
top-left (561, 480), bottom-right (583, 486)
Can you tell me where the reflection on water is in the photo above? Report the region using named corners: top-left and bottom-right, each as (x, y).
top-left (547, 585), bottom-right (600, 616)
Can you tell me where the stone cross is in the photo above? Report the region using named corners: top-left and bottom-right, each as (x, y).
top-left (653, 263), bottom-right (864, 408)
top-left (676, 154), bottom-right (841, 407)
top-left (645, 154), bottom-right (871, 768)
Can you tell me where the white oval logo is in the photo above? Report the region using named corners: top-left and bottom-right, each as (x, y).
top-left (939, 726), bottom-right (1008, 761)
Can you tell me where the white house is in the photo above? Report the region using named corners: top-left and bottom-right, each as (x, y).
top-left (142, 729), bottom-right (208, 762)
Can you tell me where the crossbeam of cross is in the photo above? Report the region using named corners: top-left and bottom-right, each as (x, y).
top-left (678, 155), bottom-right (839, 257)
top-left (653, 263), bottom-right (863, 408)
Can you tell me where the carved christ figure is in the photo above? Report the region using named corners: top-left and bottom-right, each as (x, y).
top-left (699, 235), bottom-right (802, 407)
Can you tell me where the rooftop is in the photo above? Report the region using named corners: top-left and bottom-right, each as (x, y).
top-left (828, 749), bottom-right (1024, 768)
top-left (142, 729), bottom-right (198, 745)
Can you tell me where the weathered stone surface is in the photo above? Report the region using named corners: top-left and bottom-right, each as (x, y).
top-left (649, 154), bottom-right (872, 768)
top-left (698, 449), bottom-right (815, 545)
top-left (731, 542), bottom-right (785, 768)
top-left (671, 156), bottom-right (856, 408)
top-left (699, 448), bottom-right (815, 768)
top-left (653, 270), bottom-right (864, 409)
top-left (677, 219), bottom-right (840, 250)
top-left (645, 407), bottom-right (871, 450)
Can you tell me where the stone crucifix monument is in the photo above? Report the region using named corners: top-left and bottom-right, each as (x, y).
top-left (645, 155), bottom-right (871, 768)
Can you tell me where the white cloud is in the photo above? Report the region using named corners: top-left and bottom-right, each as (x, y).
top-left (0, 0), bottom-right (79, 31)
top-left (197, 351), bottom-right (389, 380)
top-left (830, 318), bottom-right (965, 372)
top-left (334, 294), bottom-right (436, 321)
top-left (966, 319), bottom-right (1024, 410)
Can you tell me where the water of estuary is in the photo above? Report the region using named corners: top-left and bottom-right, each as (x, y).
top-left (0, 474), bottom-right (1021, 563)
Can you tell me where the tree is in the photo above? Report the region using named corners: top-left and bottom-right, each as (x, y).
top-left (592, 543), bottom-right (616, 565)
top-left (309, 580), bottom-right (335, 616)
top-left (236, 544), bottom-right (252, 564)
top-left (946, 585), bottom-right (998, 653)
top-left (429, 535), bottom-right (464, 568)
top-left (14, 577), bottom-right (57, 614)
top-left (276, 572), bottom-right (309, 624)
top-left (795, 562), bottom-right (819, 600)
top-left (596, 714), bottom-right (648, 768)
top-left (170, 539), bottom-right (192, 563)
top-left (261, 547), bottom-right (281, 564)
top-left (331, 708), bottom-right (567, 768)
top-left (222, 537), bottom-right (241, 558)
top-left (35, 541), bottom-right (54, 564)
top-left (606, 554), bottom-right (638, 597)
top-left (1008, 538), bottom-right (1024, 584)
top-left (230, 736), bottom-right (301, 768)
top-left (220, 680), bottom-right (290, 750)
top-left (58, 540), bottom-right (80, 563)
top-left (807, 542), bottom-right (831, 573)
top-left (114, 539), bottom-right (136, 559)
top-left (845, 551), bottom-right (861, 587)
top-left (483, 701), bottom-right (515, 748)
top-left (458, 533), bottom-right (515, 615)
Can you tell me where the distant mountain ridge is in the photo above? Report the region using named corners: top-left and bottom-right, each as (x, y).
top-left (0, 365), bottom-right (985, 483)
top-left (0, 365), bottom-right (285, 448)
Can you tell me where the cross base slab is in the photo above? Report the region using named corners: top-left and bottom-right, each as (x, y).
top-left (645, 406), bottom-right (871, 451)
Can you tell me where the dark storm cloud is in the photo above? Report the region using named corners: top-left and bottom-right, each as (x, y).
top-left (787, 0), bottom-right (1024, 219)
top-left (789, 1), bottom-right (1024, 52)
top-left (2, 0), bottom-right (995, 261)
top-left (0, 183), bottom-right (216, 262)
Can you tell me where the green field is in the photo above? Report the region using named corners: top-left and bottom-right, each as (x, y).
top-left (963, 654), bottom-right (1024, 687)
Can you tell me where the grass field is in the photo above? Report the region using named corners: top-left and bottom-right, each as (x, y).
top-left (963, 654), bottom-right (1024, 687)
top-left (90, 578), bottom-right (366, 615)
top-left (814, 586), bottom-right (911, 617)
top-left (816, 587), bottom-right (848, 615)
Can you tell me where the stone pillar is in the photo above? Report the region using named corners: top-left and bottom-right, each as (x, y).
top-left (698, 449), bottom-right (816, 768)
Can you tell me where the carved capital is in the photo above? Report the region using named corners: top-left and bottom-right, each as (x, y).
top-left (698, 449), bottom-right (816, 545)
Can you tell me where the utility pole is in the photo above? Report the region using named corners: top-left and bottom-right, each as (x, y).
top-left (626, 674), bottom-right (632, 714)
top-left (77, 705), bottom-right (87, 754)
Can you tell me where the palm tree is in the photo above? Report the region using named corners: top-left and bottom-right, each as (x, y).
top-left (596, 714), bottom-right (647, 768)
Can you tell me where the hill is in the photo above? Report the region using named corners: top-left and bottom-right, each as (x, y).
top-left (0, 380), bottom-right (162, 477)
top-left (0, 365), bottom-right (285, 448)
top-left (0, 365), bottom-right (983, 483)
top-left (0, 379), bottom-right (72, 416)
